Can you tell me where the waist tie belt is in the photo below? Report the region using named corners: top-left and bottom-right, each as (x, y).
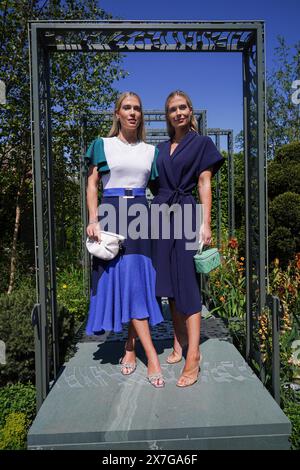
top-left (158, 188), bottom-right (193, 205)
top-left (103, 188), bottom-right (146, 198)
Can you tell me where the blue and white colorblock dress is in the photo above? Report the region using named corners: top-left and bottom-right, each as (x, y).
top-left (84, 136), bottom-right (163, 334)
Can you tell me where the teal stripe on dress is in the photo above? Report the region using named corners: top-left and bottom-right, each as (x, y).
top-left (150, 146), bottom-right (159, 181)
top-left (85, 137), bottom-right (110, 173)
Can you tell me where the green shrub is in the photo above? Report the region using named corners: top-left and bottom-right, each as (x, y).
top-left (267, 142), bottom-right (300, 266)
top-left (0, 284), bottom-right (36, 385)
top-left (269, 192), bottom-right (300, 234)
top-left (268, 192), bottom-right (300, 266)
top-left (0, 411), bottom-right (28, 450)
top-left (274, 141), bottom-right (300, 164)
top-left (281, 389), bottom-right (300, 450)
top-left (56, 265), bottom-right (89, 325)
top-left (0, 279), bottom-right (78, 385)
top-left (0, 382), bottom-right (36, 429)
top-left (268, 226), bottom-right (296, 266)
top-left (268, 162), bottom-right (300, 200)
top-left (205, 238), bottom-right (246, 321)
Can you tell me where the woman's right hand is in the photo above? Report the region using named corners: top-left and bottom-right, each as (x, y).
top-left (87, 222), bottom-right (102, 242)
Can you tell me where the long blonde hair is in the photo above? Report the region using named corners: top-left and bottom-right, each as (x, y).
top-left (107, 92), bottom-right (146, 141)
top-left (165, 90), bottom-right (198, 140)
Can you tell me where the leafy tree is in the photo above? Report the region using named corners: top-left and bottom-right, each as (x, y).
top-left (267, 142), bottom-right (300, 265)
top-left (267, 36), bottom-right (300, 158)
top-left (235, 37), bottom-right (300, 158)
top-left (269, 192), bottom-right (300, 265)
top-left (0, 0), bottom-right (126, 293)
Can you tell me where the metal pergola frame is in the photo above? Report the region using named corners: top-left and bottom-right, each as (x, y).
top-left (208, 128), bottom-right (235, 243)
top-left (29, 20), bottom-right (271, 409)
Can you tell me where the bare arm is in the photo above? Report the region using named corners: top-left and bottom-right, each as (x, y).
top-left (86, 165), bottom-right (101, 241)
top-left (197, 168), bottom-right (213, 245)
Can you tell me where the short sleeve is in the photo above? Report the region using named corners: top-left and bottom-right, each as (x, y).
top-left (197, 136), bottom-right (225, 177)
top-left (84, 138), bottom-right (109, 173)
top-left (150, 146), bottom-right (159, 181)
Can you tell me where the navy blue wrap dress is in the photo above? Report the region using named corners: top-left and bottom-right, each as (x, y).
top-left (152, 131), bottom-right (225, 316)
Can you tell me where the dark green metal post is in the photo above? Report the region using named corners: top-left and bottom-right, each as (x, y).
top-left (215, 133), bottom-right (221, 248)
top-left (30, 25), bottom-right (50, 407)
top-left (267, 295), bottom-right (281, 405)
top-left (80, 116), bottom-right (91, 297)
top-left (243, 48), bottom-right (251, 364)
top-left (228, 130), bottom-right (235, 237)
top-left (45, 50), bottom-right (59, 380)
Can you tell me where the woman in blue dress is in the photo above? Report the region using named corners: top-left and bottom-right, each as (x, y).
top-left (85, 92), bottom-right (164, 388)
top-left (152, 91), bottom-right (224, 387)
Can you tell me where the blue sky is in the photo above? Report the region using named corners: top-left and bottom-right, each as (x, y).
top-left (99, 0), bottom-right (300, 150)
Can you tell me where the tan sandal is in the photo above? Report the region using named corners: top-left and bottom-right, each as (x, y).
top-left (119, 357), bottom-right (137, 376)
top-left (147, 373), bottom-right (165, 388)
top-left (176, 366), bottom-right (200, 387)
top-left (176, 353), bottom-right (203, 388)
top-left (166, 350), bottom-right (183, 364)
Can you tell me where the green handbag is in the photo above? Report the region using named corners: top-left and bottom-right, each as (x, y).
top-left (194, 241), bottom-right (221, 274)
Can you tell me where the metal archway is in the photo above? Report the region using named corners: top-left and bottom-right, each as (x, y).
top-left (29, 20), bottom-right (268, 408)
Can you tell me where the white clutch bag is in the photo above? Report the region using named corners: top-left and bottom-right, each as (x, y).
top-left (86, 230), bottom-right (125, 260)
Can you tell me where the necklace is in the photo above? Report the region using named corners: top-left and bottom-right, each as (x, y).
top-left (116, 136), bottom-right (139, 146)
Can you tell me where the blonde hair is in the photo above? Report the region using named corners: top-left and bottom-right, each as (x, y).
top-left (165, 90), bottom-right (198, 140)
top-left (107, 92), bottom-right (146, 141)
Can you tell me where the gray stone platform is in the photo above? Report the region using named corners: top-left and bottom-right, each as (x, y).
top-left (27, 335), bottom-right (291, 450)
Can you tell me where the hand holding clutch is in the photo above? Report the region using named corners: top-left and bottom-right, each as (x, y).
top-left (86, 229), bottom-right (125, 261)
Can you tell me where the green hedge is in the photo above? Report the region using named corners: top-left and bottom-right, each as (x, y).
top-left (0, 412), bottom-right (28, 450)
top-left (268, 162), bottom-right (300, 200)
top-left (0, 383), bottom-right (36, 450)
top-left (281, 389), bottom-right (300, 450)
top-left (274, 141), bottom-right (300, 164)
top-left (268, 192), bottom-right (300, 265)
top-left (267, 141), bottom-right (300, 266)
top-left (0, 279), bottom-right (77, 386)
top-left (0, 284), bottom-right (36, 385)
top-left (0, 382), bottom-right (36, 428)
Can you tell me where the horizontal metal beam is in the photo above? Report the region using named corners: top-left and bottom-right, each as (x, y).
top-left (83, 109), bottom-right (205, 116)
top-left (30, 20), bottom-right (264, 30)
top-left (46, 44), bottom-right (245, 53)
top-left (30, 21), bottom-right (260, 54)
top-left (207, 128), bottom-right (234, 135)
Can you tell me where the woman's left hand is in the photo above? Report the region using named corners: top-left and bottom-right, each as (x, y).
top-left (200, 224), bottom-right (212, 246)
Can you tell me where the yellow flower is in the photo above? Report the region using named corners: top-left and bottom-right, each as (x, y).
top-left (63, 284), bottom-right (68, 289)
top-left (219, 296), bottom-right (225, 303)
top-left (240, 257), bottom-right (245, 261)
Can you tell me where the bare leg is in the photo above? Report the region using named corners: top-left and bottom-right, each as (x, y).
top-left (132, 318), bottom-right (164, 387)
top-left (167, 298), bottom-right (188, 363)
top-left (121, 321), bottom-right (138, 375)
top-left (176, 312), bottom-right (201, 387)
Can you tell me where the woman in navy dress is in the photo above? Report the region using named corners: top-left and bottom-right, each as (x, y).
top-left (152, 91), bottom-right (224, 387)
top-left (85, 92), bottom-right (164, 388)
